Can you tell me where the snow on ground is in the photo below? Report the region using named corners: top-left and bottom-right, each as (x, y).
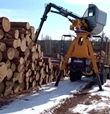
top-left (71, 80), bottom-right (110, 114)
top-left (1, 77), bottom-right (110, 114)
top-left (0, 77), bottom-right (92, 114)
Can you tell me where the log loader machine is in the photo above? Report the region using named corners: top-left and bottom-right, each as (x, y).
top-left (35, 3), bottom-right (107, 91)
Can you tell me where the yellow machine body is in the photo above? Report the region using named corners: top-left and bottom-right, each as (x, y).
top-left (61, 19), bottom-right (99, 74)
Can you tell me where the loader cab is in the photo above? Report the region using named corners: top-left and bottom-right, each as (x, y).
top-left (83, 4), bottom-right (107, 35)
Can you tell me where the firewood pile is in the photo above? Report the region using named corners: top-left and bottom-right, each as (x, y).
top-left (0, 17), bottom-right (69, 98)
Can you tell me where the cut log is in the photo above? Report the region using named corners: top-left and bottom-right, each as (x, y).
top-left (17, 64), bottom-right (24, 72)
top-left (0, 29), bottom-right (4, 39)
top-left (0, 39), bottom-right (19, 48)
top-left (18, 72), bottom-right (24, 83)
top-left (13, 83), bottom-right (20, 93)
top-left (0, 63), bottom-right (8, 82)
top-left (26, 77), bottom-right (29, 83)
top-left (20, 38), bottom-right (27, 52)
top-left (14, 48), bottom-right (19, 57)
top-left (35, 52), bottom-right (39, 59)
top-left (19, 29), bottom-right (29, 35)
top-left (43, 74), bottom-right (49, 84)
top-left (37, 59), bottom-right (43, 66)
top-left (21, 33), bottom-right (25, 39)
top-left (24, 47), bottom-right (30, 57)
top-left (6, 68), bottom-right (13, 80)
top-left (19, 82), bottom-right (25, 92)
top-left (4, 83), bottom-right (14, 96)
top-left (39, 51), bottom-right (43, 58)
top-left (31, 33), bottom-right (35, 41)
top-left (17, 38), bottom-right (21, 47)
top-left (26, 82), bottom-right (29, 90)
top-left (13, 72), bottom-right (19, 82)
top-left (39, 74), bottom-right (43, 86)
top-left (5, 29), bottom-right (19, 39)
top-left (45, 65), bottom-right (48, 73)
top-left (48, 74), bottom-right (53, 83)
top-left (25, 60), bottom-right (30, 67)
top-left (0, 42), bottom-right (6, 51)
top-left (26, 69), bottom-right (32, 77)
top-left (29, 77), bottom-right (33, 83)
top-left (31, 45), bottom-right (36, 52)
top-left (0, 17), bottom-right (11, 32)
top-left (32, 80), bottom-right (37, 88)
top-left (11, 57), bottom-right (24, 65)
top-left (3, 48), bottom-right (15, 60)
top-left (6, 60), bottom-right (11, 68)
top-left (26, 35), bottom-right (33, 47)
top-left (5, 80), bottom-right (14, 85)
top-left (37, 44), bottom-right (41, 52)
top-left (11, 22), bottom-right (30, 30)
top-left (11, 63), bottom-right (16, 72)
top-left (28, 52), bottom-right (36, 62)
top-left (32, 62), bottom-right (35, 71)
top-left (29, 26), bottom-right (35, 34)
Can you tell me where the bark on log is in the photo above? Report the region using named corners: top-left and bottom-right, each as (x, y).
top-left (19, 29), bottom-right (29, 35)
top-left (11, 57), bottom-right (24, 65)
top-left (0, 29), bottom-right (4, 39)
top-left (0, 39), bottom-right (19, 48)
top-left (14, 48), bottom-right (19, 57)
top-left (11, 22), bottom-right (30, 30)
top-left (0, 81), bottom-right (4, 94)
top-left (44, 53), bottom-right (60, 59)
top-left (5, 30), bottom-right (19, 39)
top-left (0, 51), bottom-right (2, 61)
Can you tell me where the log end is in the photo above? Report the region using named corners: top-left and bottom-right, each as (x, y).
top-left (2, 17), bottom-right (11, 32)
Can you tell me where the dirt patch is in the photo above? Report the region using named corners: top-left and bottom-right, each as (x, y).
top-left (88, 107), bottom-right (110, 114)
top-left (0, 100), bottom-right (12, 109)
top-left (40, 81), bottom-right (101, 114)
top-left (84, 94), bottom-right (101, 105)
top-left (41, 91), bottom-right (101, 114)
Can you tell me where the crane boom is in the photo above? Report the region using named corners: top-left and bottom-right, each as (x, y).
top-left (34, 3), bottom-right (82, 43)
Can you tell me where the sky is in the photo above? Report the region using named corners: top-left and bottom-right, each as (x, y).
top-left (0, 0), bottom-right (110, 40)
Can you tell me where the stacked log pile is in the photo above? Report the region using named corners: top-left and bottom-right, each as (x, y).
top-left (0, 17), bottom-right (69, 98)
top-left (94, 50), bottom-right (106, 63)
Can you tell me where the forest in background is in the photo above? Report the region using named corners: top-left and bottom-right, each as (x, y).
top-left (37, 33), bottom-right (109, 56)
top-left (37, 34), bottom-right (72, 56)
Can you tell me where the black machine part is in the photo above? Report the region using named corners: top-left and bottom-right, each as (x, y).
top-left (34, 3), bottom-right (107, 43)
